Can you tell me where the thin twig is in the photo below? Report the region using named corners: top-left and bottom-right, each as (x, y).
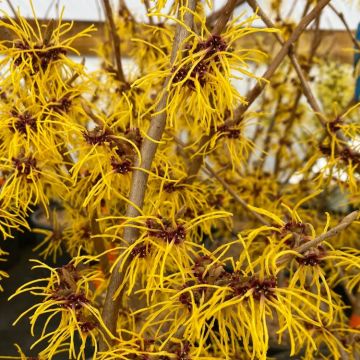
top-left (66, 58), bottom-right (86, 86)
top-left (143, 0), bottom-right (154, 25)
top-left (328, 3), bottom-right (360, 52)
top-left (229, 0), bottom-right (330, 128)
top-left (274, 16), bottom-right (321, 174)
top-left (249, 0), bottom-right (360, 176)
top-left (5, 0), bottom-right (19, 22)
top-left (102, 0), bottom-right (126, 83)
top-left (277, 211), bottom-right (359, 266)
top-left (248, 0), bottom-right (326, 122)
top-left (119, 0), bottom-right (136, 24)
top-left (44, 0), bottom-right (56, 19)
top-left (167, 130), bottom-right (268, 225)
top-left (99, 0), bottom-right (197, 349)
top-left (296, 211), bottom-right (359, 253)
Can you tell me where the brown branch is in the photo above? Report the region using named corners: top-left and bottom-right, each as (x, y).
top-left (206, 0), bottom-right (245, 29)
top-left (277, 210), bottom-right (359, 266)
top-left (143, 0), bottom-right (154, 25)
top-left (274, 17), bottom-right (321, 174)
top-left (66, 58), bottom-right (86, 86)
top-left (99, 0), bottom-right (197, 350)
top-left (166, 130), bottom-right (268, 225)
top-left (328, 3), bottom-right (360, 52)
top-left (5, 0), bottom-right (20, 22)
top-left (212, 0), bottom-right (238, 36)
top-left (119, 0), bottom-right (136, 24)
top-left (188, 0), bottom-right (331, 178)
top-left (296, 211), bottom-right (359, 254)
top-left (247, 0), bottom-right (328, 174)
top-left (102, 0), bottom-right (126, 83)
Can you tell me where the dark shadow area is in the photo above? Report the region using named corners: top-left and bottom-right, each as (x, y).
top-left (0, 215), bottom-right (72, 357)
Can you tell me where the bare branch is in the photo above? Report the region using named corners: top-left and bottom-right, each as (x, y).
top-left (328, 3), bottom-right (360, 52)
top-left (212, 0), bottom-right (238, 36)
top-left (296, 211), bottom-right (359, 254)
top-left (206, 0), bottom-right (245, 29)
top-left (143, 0), bottom-right (154, 25)
top-left (247, 0), bottom-right (325, 123)
top-left (248, 0), bottom-right (360, 175)
top-left (102, 0), bottom-right (126, 83)
top-left (5, 0), bottom-right (19, 22)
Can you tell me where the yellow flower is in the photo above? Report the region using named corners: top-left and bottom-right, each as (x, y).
top-left (145, 154), bottom-right (211, 221)
top-left (1, 343), bottom-right (68, 360)
top-left (301, 323), bottom-right (360, 360)
top-left (316, 61), bottom-right (354, 111)
top-left (68, 115), bottom-right (141, 214)
top-left (0, 205), bottom-right (29, 239)
top-left (324, 246), bottom-right (360, 293)
top-left (0, 149), bottom-right (68, 215)
top-left (100, 210), bottom-right (230, 301)
top-left (198, 121), bottom-right (256, 171)
top-left (9, 259), bottom-right (113, 359)
top-left (0, 7), bottom-right (94, 84)
top-left (0, 248), bottom-right (9, 292)
top-left (303, 103), bottom-right (360, 197)
top-left (133, 12), bottom-right (276, 133)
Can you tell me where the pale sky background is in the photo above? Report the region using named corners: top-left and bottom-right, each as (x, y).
top-left (0, 0), bottom-right (359, 29)
top-left (1, 0), bottom-right (358, 72)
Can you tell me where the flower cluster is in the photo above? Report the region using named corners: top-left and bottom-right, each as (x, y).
top-left (9, 259), bottom-right (111, 359)
top-left (1, 1), bottom-right (360, 359)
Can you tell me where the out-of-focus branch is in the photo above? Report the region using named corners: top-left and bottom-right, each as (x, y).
top-left (247, 0), bottom-right (324, 124)
top-left (167, 130), bottom-right (269, 225)
top-left (143, 0), bottom-right (154, 25)
top-left (228, 0), bottom-right (331, 128)
top-left (5, 0), bottom-right (20, 22)
top-left (249, 0), bottom-right (360, 176)
top-left (102, 0), bottom-right (126, 83)
top-left (212, 0), bottom-right (239, 36)
top-left (206, 0), bottom-right (245, 29)
top-left (328, 3), bottom-right (360, 52)
top-left (274, 16), bottom-right (321, 174)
